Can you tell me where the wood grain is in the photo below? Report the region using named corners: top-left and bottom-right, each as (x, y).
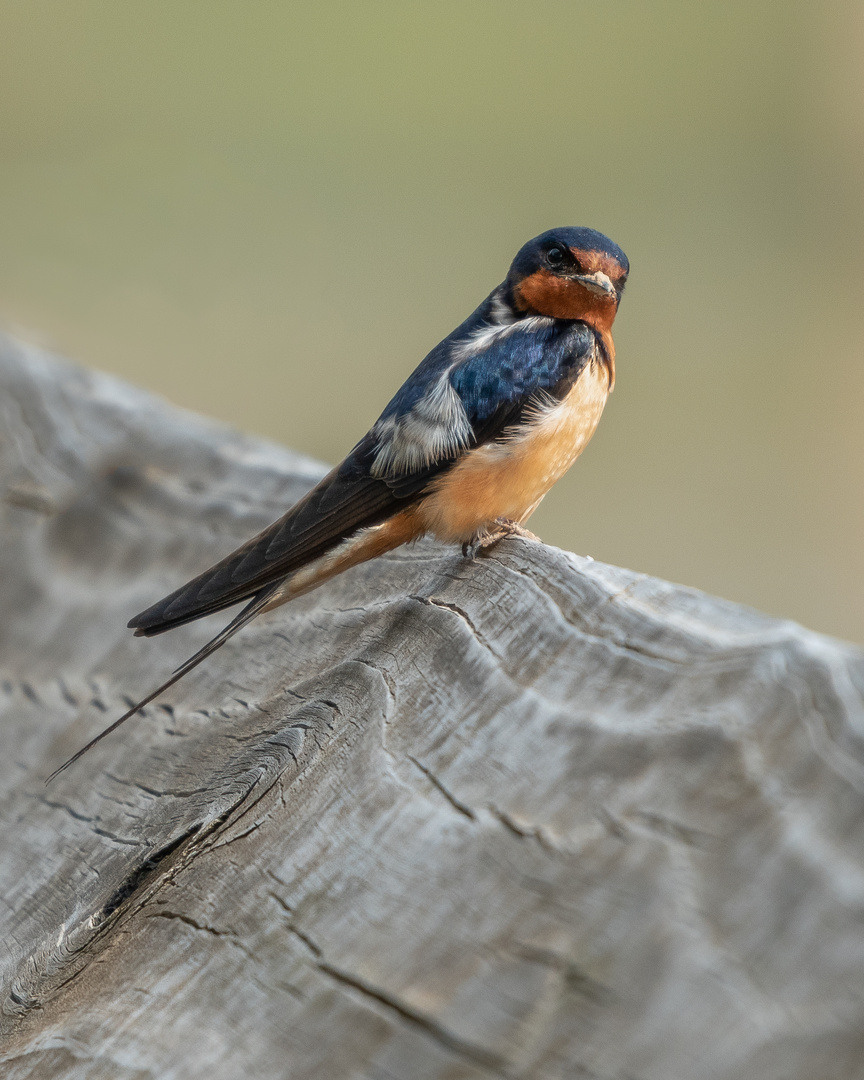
top-left (1, 334), bottom-right (864, 1080)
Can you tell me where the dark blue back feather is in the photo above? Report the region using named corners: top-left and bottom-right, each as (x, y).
top-left (377, 300), bottom-right (596, 433)
top-left (451, 320), bottom-right (594, 424)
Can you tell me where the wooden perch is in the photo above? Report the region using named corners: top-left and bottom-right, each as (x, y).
top-left (2, 333), bottom-right (864, 1080)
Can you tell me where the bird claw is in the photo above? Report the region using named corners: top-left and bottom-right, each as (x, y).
top-left (493, 518), bottom-right (541, 543)
top-left (461, 519), bottom-right (540, 560)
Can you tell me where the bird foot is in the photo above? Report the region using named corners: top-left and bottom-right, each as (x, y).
top-left (461, 519), bottom-right (540, 560)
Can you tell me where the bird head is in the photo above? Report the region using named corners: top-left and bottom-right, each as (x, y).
top-left (505, 227), bottom-right (629, 332)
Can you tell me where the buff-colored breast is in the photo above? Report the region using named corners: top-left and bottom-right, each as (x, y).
top-left (419, 358), bottom-right (610, 543)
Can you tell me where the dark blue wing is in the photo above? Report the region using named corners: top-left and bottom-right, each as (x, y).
top-left (451, 318), bottom-right (595, 428)
top-left (375, 317), bottom-right (598, 497)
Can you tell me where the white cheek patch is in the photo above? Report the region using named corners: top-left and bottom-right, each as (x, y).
top-left (370, 374), bottom-right (473, 478)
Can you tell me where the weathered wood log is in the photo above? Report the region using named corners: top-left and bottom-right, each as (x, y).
top-left (1, 332), bottom-right (864, 1080)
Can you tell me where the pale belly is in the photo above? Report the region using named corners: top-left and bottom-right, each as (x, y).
top-left (418, 359), bottom-right (610, 543)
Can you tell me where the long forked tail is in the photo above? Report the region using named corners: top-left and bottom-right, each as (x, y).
top-left (45, 582), bottom-right (283, 784)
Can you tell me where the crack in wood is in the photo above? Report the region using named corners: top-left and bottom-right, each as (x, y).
top-left (503, 560), bottom-right (687, 666)
top-left (512, 944), bottom-right (614, 1004)
top-left (407, 755), bottom-right (477, 820)
top-left (409, 594), bottom-right (500, 660)
top-left (486, 804), bottom-right (567, 857)
top-left (147, 911), bottom-right (255, 961)
top-left (100, 823), bottom-right (202, 918)
top-left (317, 961), bottom-right (510, 1074)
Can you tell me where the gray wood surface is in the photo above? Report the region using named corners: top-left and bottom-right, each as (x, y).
top-left (1, 334), bottom-right (864, 1080)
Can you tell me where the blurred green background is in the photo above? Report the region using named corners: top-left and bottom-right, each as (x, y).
top-left (1, 1), bottom-right (862, 642)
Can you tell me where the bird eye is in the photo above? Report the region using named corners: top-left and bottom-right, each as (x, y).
top-left (546, 247), bottom-right (565, 266)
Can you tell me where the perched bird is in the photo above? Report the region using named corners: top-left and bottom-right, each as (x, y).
top-left (48, 226), bottom-right (628, 780)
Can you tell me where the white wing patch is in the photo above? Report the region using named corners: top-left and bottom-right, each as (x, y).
top-left (370, 372), bottom-right (473, 478)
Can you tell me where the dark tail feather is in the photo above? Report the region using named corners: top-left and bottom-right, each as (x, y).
top-left (131, 588), bottom-right (269, 638)
top-left (45, 581), bottom-right (284, 784)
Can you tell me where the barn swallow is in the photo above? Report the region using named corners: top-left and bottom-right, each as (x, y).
top-left (48, 227), bottom-right (628, 780)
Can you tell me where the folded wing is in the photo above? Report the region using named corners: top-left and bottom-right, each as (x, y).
top-left (130, 317), bottom-right (596, 637)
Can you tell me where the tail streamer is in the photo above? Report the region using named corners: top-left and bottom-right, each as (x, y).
top-left (45, 582), bottom-right (283, 784)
